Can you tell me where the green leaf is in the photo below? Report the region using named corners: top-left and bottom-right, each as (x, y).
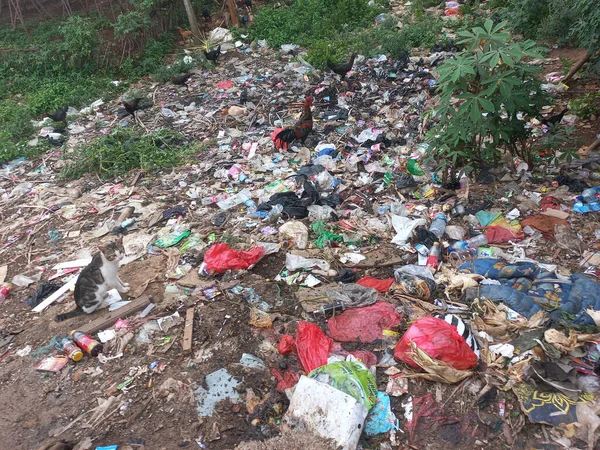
top-left (478, 97), bottom-right (495, 112)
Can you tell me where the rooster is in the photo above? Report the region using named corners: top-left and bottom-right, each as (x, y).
top-left (271, 97), bottom-right (313, 150)
top-left (46, 106), bottom-right (68, 122)
top-left (171, 73), bottom-right (193, 85)
top-left (122, 98), bottom-right (142, 117)
top-left (177, 26), bottom-right (193, 41)
top-left (327, 54), bottom-right (357, 80)
top-left (204, 45), bottom-right (221, 63)
top-left (542, 107), bottom-right (568, 127)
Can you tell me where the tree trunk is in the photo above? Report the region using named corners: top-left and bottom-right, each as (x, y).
top-left (181, 0), bottom-right (201, 43)
top-left (563, 51), bottom-right (593, 83)
top-left (227, 0), bottom-right (240, 27)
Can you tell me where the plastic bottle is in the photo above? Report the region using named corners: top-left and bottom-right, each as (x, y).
top-left (70, 331), bottom-right (103, 357)
top-left (58, 337), bottom-right (84, 362)
top-left (451, 234), bottom-right (489, 251)
top-left (201, 193), bottom-right (229, 206)
top-left (426, 242), bottom-right (441, 271)
top-left (0, 283), bottom-right (11, 303)
top-left (312, 302), bottom-right (346, 315)
top-left (244, 198), bottom-right (257, 213)
top-left (428, 213), bottom-right (447, 238)
top-left (578, 187), bottom-right (600, 204)
top-left (250, 204), bottom-right (283, 220)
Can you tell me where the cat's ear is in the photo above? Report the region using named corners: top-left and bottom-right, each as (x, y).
top-left (97, 244), bottom-right (106, 253)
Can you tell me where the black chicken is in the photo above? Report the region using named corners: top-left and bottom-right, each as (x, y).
top-left (542, 107), bottom-right (568, 127)
top-left (122, 98), bottom-right (142, 117)
top-left (327, 54), bottom-right (357, 80)
top-left (204, 45), bottom-right (221, 63)
top-left (244, 0), bottom-right (252, 7)
top-left (240, 88), bottom-right (248, 105)
top-left (47, 106), bottom-right (68, 122)
top-left (171, 73), bottom-right (193, 85)
top-left (201, 8), bottom-right (211, 19)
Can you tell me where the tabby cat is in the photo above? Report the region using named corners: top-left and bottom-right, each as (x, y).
top-left (55, 239), bottom-right (130, 322)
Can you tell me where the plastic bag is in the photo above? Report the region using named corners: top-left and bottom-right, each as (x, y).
top-left (285, 253), bottom-right (330, 271)
top-left (278, 334), bottom-right (296, 355)
top-left (279, 221), bottom-right (309, 249)
top-left (394, 316), bottom-right (478, 371)
top-left (202, 243), bottom-right (265, 274)
top-left (365, 392), bottom-right (399, 436)
top-left (356, 276), bottom-right (394, 293)
top-left (296, 321), bottom-right (332, 373)
top-left (327, 302), bottom-right (402, 343)
top-left (309, 361), bottom-right (378, 409)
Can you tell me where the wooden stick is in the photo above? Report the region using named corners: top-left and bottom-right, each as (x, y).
top-left (78, 295), bottom-right (153, 335)
top-left (182, 307), bottom-right (195, 354)
top-left (563, 51), bottom-right (593, 83)
top-left (128, 172), bottom-right (141, 197)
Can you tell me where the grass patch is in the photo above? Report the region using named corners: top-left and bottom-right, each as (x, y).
top-left (60, 128), bottom-right (206, 179)
top-left (0, 134), bottom-right (53, 166)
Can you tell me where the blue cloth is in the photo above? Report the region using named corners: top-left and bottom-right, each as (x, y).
top-left (459, 259), bottom-right (600, 328)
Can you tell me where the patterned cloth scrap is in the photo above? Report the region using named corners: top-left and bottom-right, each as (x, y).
top-left (459, 258), bottom-right (600, 328)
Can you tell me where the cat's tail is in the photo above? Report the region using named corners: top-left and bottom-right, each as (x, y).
top-left (55, 308), bottom-right (81, 322)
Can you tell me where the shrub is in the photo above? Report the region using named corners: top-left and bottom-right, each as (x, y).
top-left (249, 0), bottom-right (382, 48)
top-left (569, 93), bottom-right (600, 120)
top-left (60, 128), bottom-right (203, 179)
top-left (0, 100), bottom-right (34, 143)
top-left (427, 19), bottom-right (549, 181)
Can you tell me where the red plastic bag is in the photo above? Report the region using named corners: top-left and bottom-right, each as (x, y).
top-left (484, 226), bottom-right (524, 244)
top-left (271, 367), bottom-right (299, 391)
top-left (216, 80), bottom-right (234, 90)
top-left (327, 302), bottom-right (401, 343)
top-left (296, 321), bottom-right (332, 373)
top-left (278, 334), bottom-right (296, 355)
top-left (356, 276), bottom-right (394, 293)
top-left (394, 316), bottom-right (477, 371)
top-left (203, 243), bottom-right (265, 274)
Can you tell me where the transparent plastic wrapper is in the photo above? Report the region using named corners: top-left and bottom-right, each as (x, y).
top-left (279, 221), bottom-right (309, 249)
top-left (308, 205), bottom-right (337, 221)
top-left (285, 253), bottom-right (330, 271)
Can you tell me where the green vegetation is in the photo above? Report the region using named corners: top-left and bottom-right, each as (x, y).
top-left (427, 20), bottom-right (551, 181)
top-left (497, 0), bottom-right (600, 56)
top-left (569, 93), bottom-right (600, 120)
top-left (248, 0), bottom-right (459, 69)
top-left (61, 129), bottom-right (205, 179)
top-left (0, 0), bottom-right (201, 162)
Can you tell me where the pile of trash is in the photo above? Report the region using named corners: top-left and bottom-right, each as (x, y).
top-left (1, 24), bottom-right (600, 450)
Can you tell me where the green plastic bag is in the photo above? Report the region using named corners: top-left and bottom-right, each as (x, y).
top-left (308, 361), bottom-right (378, 410)
top-left (154, 229), bottom-right (191, 248)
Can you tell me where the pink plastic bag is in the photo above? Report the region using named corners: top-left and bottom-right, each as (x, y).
top-left (394, 316), bottom-right (477, 371)
top-left (327, 302), bottom-right (401, 343)
top-left (202, 243), bottom-right (265, 274)
top-left (296, 321), bottom-right (332, 373)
